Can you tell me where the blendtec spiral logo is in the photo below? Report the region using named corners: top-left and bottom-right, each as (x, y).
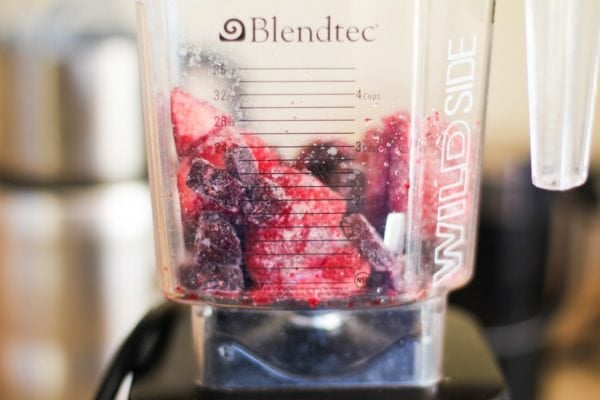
top-left (219, 16), bottom-right (377, 43)
top-left (219, 18), bottom-right (246, 42)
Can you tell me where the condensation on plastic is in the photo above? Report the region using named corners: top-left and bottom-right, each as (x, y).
top-left (525, 0), bottom-right (600, 191)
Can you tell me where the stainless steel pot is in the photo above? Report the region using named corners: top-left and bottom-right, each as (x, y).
top-left (0, 30), bottom-right (144, 184)
top-left (0, 182), bottom-right (158, 400)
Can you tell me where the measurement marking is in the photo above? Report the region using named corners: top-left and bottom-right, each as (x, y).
top-left (248, 198), bottom-right (352, 202)
top-left (239, 67), bottom-right (356, 71)
top-left (240, 118), bottom-right (355, 122)
top-left (240, 80), bottom-right (355, 83)
top-left (240, 93), bottom-right (355, 96)
top-left (248, 185), bottom-right (355, 189)
top-left (241, 145), bottom-right (332, 149)
top-left (261, 282), bottom-right (353, 285)
top-left (240, 106), bottom-right (355, 110)
top-left (248, 212), bottom-right (347, 215)
top-left (248, 266), bottom-right (353, 270)
top-left (239, 170), bottom-right (356, 175)
top-left (255, 239), bottom-right (351, 242)
top-left (247, 252), bottom-right (352, 256)
top-left (239, 158), bottom-right (354, 162)
top-left (252, 225), bottom-right (352, 229)
top-left (240, 132), bottom-right (355, 136)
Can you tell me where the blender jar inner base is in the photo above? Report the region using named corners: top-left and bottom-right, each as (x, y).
top-left (191, 296), bottom-right (446, 389)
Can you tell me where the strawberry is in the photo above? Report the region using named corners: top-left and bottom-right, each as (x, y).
top-left (244, 165), bottom-right (371, 303)
top-left (241, 134), bottom-right (281, 172)
top-left (171, 87), bottom-right (230, 157)
top-left (170, 87), bottom-right (283, 234)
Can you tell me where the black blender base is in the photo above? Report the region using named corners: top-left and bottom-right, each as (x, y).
top-left (127, 305), bottom-right (509, 400)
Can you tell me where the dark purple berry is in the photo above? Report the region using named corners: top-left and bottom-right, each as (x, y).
top-left (187, 158), bottom-right (244, 212)
top-left (177, 262), bottom-right (244, 292)
top-left (194, 213), bottom-right (242, 267)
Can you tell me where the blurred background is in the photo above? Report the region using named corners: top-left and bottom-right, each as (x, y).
top-left (0, 0), bottom-right (599, 399)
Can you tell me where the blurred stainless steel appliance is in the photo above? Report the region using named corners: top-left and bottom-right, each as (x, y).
top-left (0, 5), bottom-right (157, 400)
top-left (0, 28), bottom-right (144, 183)
top-left (0, 183), bottom-right (157, 400)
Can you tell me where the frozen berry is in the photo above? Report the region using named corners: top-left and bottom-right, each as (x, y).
top-left (177, 158), bottom-right (203, 220)
top-left (355, 127), bottom-right (392, 232)
top-left (187, 158), bottom-right (243, 213)
top-left (341, 213), bottom-right (402, 290)
top-left (294, 141), bottom-right (353, 182)
top-left (177, 262), bottom-right (244, 292)
top-left (244, 165), bottom-right (375, 303)
top-left (193, 213), bottom-right (242, 268)
top-left (241, 134), bottom-right (281, 172)
top-left (171, 87), bottom-right (232, 157)
top-left (242, 179), bottom-right (286, 225)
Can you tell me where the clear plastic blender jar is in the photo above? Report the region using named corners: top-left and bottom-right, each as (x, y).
top-left (136, 0), bottom-right (494, 389)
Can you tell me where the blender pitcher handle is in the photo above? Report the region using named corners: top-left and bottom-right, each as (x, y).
top-left (525, 0), bottom-right (600, 190)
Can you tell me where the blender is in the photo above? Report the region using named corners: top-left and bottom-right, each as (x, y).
top-left (132, 0), bottom-right (495, 390)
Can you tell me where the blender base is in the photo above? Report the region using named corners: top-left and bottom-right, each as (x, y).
top-left (126, 303), bottom-right (509, 400)
top-left (192, 297), bottom-right (446, 389)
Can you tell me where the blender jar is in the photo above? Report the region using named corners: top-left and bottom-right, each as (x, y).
top-left (136, 0), bottom-right (494, 389)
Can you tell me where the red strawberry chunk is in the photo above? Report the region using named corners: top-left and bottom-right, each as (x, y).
top-left (245, 166), bottom-right (369, 303)
top-left (241, 134), bottom-right (281, 172)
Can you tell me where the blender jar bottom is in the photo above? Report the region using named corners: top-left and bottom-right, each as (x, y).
top-left (191, 296), bottom-right (446, 389)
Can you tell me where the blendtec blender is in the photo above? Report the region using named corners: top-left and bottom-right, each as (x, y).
top-left (136, 0), bottom-right (494, 389)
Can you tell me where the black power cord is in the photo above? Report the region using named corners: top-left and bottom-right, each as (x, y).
top-left (94, 302), bottom-right (179, 400)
